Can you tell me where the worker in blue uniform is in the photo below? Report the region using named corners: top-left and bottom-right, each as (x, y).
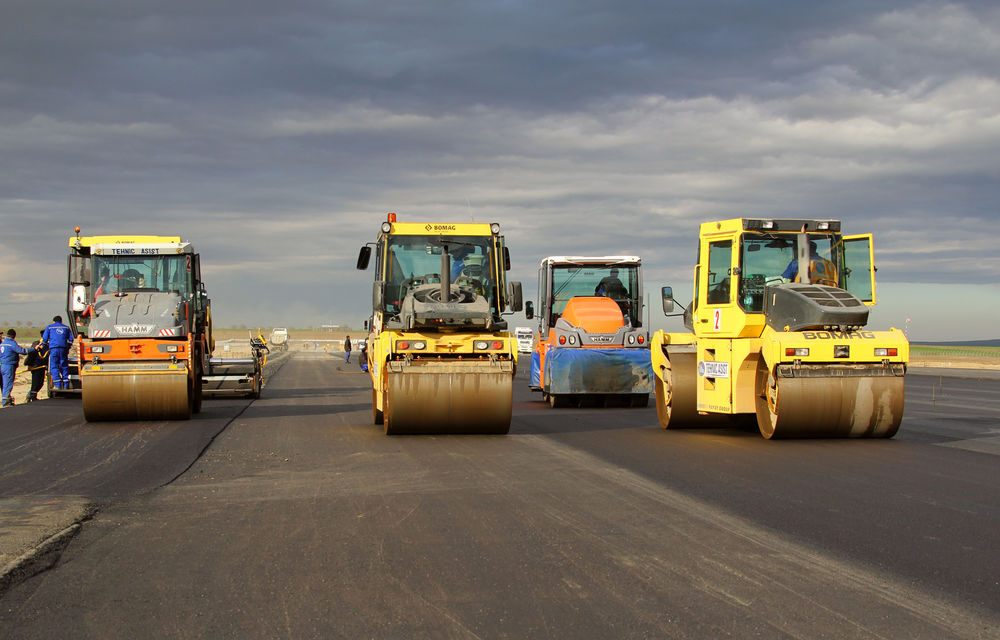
top-left (42, 315), bottom-right (73, 390)
top-left (1, 329), bottom-right (29, 407)
top-left (24, 330), bottom-right (49, 403)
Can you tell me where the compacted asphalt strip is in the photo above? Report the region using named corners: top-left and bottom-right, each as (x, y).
top-left (0, 352), bottom-right (292, 595)
top-left (0, 354), bottom-right (998, 638)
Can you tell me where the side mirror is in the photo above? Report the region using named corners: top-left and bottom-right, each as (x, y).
top-left (357, 246), bottom-right (372, 270)
top-left (372, 281), bottom-right (384, 310)
top-left (661, 286), bottom-right (675, 314)
top-left (508, 281), bottom-right (523, 312)
top-left (363, 319), bottom-right (369, 331)
top-left (524, 301), bottom-right (534, 320)
top-left (503, 247), bottom-right (511, 271)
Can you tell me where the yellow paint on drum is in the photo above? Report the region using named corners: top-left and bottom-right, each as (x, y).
top-left (82, 370), bottom-right (191, 421)
top-left (385, 367), bottom-right (513, 435)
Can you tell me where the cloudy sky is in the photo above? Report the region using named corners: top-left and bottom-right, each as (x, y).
top-left (1, 1), bottom-right (998, 341)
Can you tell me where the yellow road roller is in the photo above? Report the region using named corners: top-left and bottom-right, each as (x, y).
top-left (357, 214), bottom-right (524, 434)
top-left (652, 218), bottom-right (908, 439)
top-left (67, 229), bottom-right (262, 421)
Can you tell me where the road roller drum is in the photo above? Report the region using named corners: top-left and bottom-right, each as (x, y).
top-left (81, 365), bottom-right (191, 421)
top-left (653, 350), bottom-right (698, 428)
top-left (383, 360), bottom-right (513, 434)
top-left (755, 362), bottom-right (904, 439)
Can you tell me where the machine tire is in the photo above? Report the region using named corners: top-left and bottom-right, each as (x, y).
top-left (192, 372), bottom-right (203, 414)
top-left (246, 372), bottom-right (262, 399)
top-left (548, 393), bottom-right (570, 408)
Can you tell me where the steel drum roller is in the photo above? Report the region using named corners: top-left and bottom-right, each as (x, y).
top-left (82, 369), bottom-right (191, 421)
top-left (755, 361), bottom-right (904, 439)
top-left (384, 361), bottom-right (513, 435)
top-left (654, 350), bottom-right (699, 428)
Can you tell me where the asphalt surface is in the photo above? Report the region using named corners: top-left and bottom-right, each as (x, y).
top-left (1, 354), bottom-right (998, 639)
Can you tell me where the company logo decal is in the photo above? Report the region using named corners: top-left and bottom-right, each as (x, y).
top-left (114, 324), bottom-right (155, 336)
top-left (697, 360), bottom-right (730, 379)
top-left (803, 330), bottom-right (876, 340)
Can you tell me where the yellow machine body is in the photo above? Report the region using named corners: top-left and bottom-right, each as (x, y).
top-left (651, 218), bottom-right (908, 438)
top-left (358, 216), bottom-right (522, 434)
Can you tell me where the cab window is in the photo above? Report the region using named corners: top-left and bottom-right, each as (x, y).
top-left (705, 240), bottom-right (732, 305)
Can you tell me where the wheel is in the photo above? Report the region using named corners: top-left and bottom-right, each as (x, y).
top-left (192, 348), bottom-right (204, 414)
top-left (192, 372), bottom-right (203, 414)
top-left (247, 372), bottom-right (262, 399)
top-left (548, 394), bottom-right (570, 408)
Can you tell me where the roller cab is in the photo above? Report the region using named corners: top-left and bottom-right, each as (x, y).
top-left (357, 214), bottom-right (523, 434)
top-left (527, 256), bottom-right (652, 408)
top-left (652, 218), bottom-right (908, 438)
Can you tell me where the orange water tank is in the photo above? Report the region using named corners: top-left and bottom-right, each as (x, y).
top-left (560, 297), bottom-right (625, 334)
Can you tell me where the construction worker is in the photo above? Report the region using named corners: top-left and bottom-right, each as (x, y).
top-left (1, 329), bottom-right (29, 407)
top-left (450, 246), bottom-right (474, 280)
top-left (24, 330), bottom-right (48, 403)
top-left (781, 240), bottom-right (837, 286)
top-left (42, 315), bottom-right (73, 390)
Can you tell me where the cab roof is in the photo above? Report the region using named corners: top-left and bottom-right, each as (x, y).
top-left (384, 222), bottom-right (497, 236)
top-left (89, 242), bottom-right (194, 255)
top-left (69, 235), bottom-right (183, 248)
top-left (540, 256), bottom-right (641, 267)
top-left (701, 219), bottom-right (841, 235)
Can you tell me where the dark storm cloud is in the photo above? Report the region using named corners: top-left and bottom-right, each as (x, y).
top-left (1, 1), bottom-right (998, 339)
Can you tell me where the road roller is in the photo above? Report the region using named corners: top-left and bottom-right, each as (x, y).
top-left (525, 256), bottom-right (652, 408)
top-left (651, 218), bottom-right (908, 439)
top-left (66, 229), bottom-right (264, 421)
top-left (356, 213), bottom-right (524, 434)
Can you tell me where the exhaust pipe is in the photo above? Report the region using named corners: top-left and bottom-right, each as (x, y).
top-left (441, 244), bottom-right (451, 301)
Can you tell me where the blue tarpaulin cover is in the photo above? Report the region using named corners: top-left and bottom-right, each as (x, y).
top-left (530, 351), bottom-right (542, 388)
top-left (544, 348), bottom-right (652, 395)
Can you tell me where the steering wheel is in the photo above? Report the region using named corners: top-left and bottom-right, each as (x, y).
top-left (415, 287), bottom-right (468, 303)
